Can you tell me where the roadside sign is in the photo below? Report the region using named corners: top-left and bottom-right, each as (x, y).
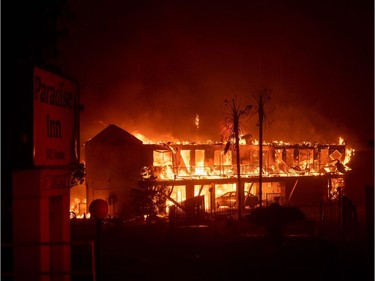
top-left (33, 66), bottom-right (79, 166)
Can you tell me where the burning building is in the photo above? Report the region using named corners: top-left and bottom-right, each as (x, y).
top-left (73, 124), bottom-right (353, 220)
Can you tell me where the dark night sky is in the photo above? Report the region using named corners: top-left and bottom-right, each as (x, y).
top-left (57, 0), bottom-right (374, 151)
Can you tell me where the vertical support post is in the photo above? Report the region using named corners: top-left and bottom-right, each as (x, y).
top-left (259, 130), bottom-right (263, 208)
top-left (254, 88), bottom-right (270, 208)
top-left (95, 218), bottom-right (102, 281)
top-left (338, 186), bottom-right (342, 225)
top-left (209, 185), bottom-right (214, 220)
top-left (287, 180), bottom-right (299, 205)
top-left (90, 240), bottom-right (97, 281)
top-left (233, 99), bottom-right (243, 219)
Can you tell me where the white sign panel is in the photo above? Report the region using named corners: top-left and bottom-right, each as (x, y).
top-left (33, 66), bottom-right (79, 166)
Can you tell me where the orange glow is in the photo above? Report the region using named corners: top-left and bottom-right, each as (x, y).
top-left (239, 135), bottom-right (247, 145)
top-left (79, 130), bottom-right (356, 216)
top-left (195, 150), bottom-right (206, 175)
top-left (133, 132), bottom-right (154, 144)
top-left (161, 144), bottom-right (345, 179)
top-left (343, 147), bottom-right (355, 167)
top-left (70, 197), bottom-right (88, 219)
top-left (147, 137), bottom-right (353, 182)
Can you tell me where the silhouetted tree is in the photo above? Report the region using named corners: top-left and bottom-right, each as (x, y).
top-left (130, 167), bottom-right (169, 224)
top-left (222, 96), bottom-right (252, 218)
top-left (70, 162), bottom-right (86, 187)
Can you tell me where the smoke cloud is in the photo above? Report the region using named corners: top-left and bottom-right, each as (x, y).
top-left (58, 0), bottom-right (373, 153)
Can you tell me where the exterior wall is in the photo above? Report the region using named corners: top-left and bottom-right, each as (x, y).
top-left (85, 126), bottom-right (144, 218)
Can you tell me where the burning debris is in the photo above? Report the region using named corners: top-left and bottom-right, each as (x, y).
top-left (72, 124), bottom-right (355, 220)
top-left (148, 137), bottom-right (353, 180)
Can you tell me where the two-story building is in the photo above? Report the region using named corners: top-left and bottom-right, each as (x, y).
top-left (72, 124), bottom-right (350, 220)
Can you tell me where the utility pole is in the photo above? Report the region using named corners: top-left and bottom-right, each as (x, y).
top-left (254, 89), bottom-right (270, 208)
top-left (259, 96), bottom-right (264, 208)
top-left (232, 99), bottom-right (243, 219)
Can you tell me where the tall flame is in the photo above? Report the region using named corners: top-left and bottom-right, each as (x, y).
top-left (195, 114), bottom-right (199, 130)
top-left (343, 148), bottom-right (355, 166)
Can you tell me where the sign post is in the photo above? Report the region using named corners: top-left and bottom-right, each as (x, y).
top-left (13, 66), bottom-right (79, 281)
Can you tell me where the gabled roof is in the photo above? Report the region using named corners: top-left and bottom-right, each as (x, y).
top-left (86, 124), bottom-right (143, 146)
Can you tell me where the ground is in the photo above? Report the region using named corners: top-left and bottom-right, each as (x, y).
top-left (71, 218), bottom-right (373, 281)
